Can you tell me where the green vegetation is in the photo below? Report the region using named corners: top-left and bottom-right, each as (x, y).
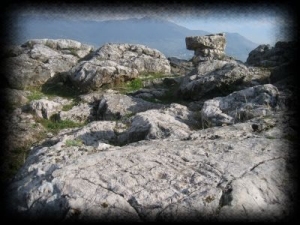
top-left (124, 78), bottom-right (144, 92)
top-left (27, 89), bottom-right (46, 102)
top-left (62, 101), bottom-right (78, 111)
top-left (65, 139), bottom-right (83, 147)
top-left (37, 115), bottom-right (85, 134)
top-left (1, 146), bottom-right (30, 181)
top-left (106, 72), bottom-right (172, 94)
top-left (41, 81), bottom-right (82, 99)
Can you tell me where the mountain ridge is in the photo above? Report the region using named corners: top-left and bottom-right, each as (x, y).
top-left (14, 15), bottom-right (259, 62)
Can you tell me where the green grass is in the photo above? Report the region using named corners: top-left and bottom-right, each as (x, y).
top-left (62, 102), bottom-right (78, 111)
top-left (27, 89), bottom-right (46, 102)
top-left (107, 72), bottom-right (171, 94)
top-left (37, 116), bottom-right (85, 134)
top-left (125, 78), bottom-right (144, 92)
top-left (65, 139), bottom-right (83, 147)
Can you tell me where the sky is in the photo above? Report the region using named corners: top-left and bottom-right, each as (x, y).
top-left (11, 3), bottom-right (295, 46)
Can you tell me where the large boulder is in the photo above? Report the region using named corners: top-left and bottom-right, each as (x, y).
top-left (117, 103), bottom-right (195, 145)
top-left (179, 59), bottom-right (250, 100)
top-left (68, 43), bottom-right (171, 92)
top-left (246, 41), bottom-right (296, 84)
top-left (246, 41), bottom-right (295, 67)
top-left (5, 39), bottom-right (94, 90)
top-left (97, 90), bottom-right (163, 120)
top-left (186, 33), bottom-right (226, 64)
top-left (201, 84), bottom-right (279, 127)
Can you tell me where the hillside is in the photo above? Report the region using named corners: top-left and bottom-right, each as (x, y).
top-left (14, 15), bottom-right (259, 62)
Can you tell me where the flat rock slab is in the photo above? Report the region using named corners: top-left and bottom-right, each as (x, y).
top-left (5, 111), bottom-right (296, 222)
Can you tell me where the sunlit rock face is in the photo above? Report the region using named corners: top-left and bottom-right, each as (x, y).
top-left (186, 33), bottom-right (226, 64)
top-left (68, 43), bottom-right (171, 92)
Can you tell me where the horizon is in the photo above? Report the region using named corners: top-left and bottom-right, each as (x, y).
top-left (12, 4), bottom-right (294, 47)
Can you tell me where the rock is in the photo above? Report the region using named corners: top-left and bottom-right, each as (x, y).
top-left (129, 88), bottom-right (168, 101)
top-left (59, 102), bottom-right (94, 123)
top-left (29, 99), bottom-right (63, 119)
top-left (68, 43), bottom-right (171, 92)
top-left (4, 107), bottom-right (47, 153)
top-left (117, 104), bottom-right (195, 145)
top-left (246, 41), bottom-right (295, 67)
top-left (269, 61), bottom-right (295, 83)
top-left (186, 33), bottom-right (226, 64)
top-left (2, 88), bottom-right (29, 108)
top-left (97, 90), bottom-right (163, 120)
top-left (168, 57), bottom-right (195, 76)
top-left (186, 33), bottom-right (226, 51)
top-left (179, 59), bottom-right (250, 100)
top-left (5, 109), bottom-right (296, 222)
top-left (5, 39), bottom-right (94, 90)
top-left (201, 84), bottom-right (279, 127)
top-left (3, 36), bottom-right (297, 223)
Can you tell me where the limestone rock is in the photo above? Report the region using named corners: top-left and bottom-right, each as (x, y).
top-left (201, 84), bottom-right (279, 127)
top-left (5, 39), bottom-right (94, 90)
top-left (68, 43), bottom-right (171, 92)
top-left (2, 88), bottom-right (29, 108)
top-left (186, 33), bottom-right (226, 51)
top-left (179, 59), bottom-right (250, 100)
top-left (5, 109), bottom-right (296, 222)
top-left (117, 104), bottom-right (194, 145)
top-left (29, 99), bottom-right (63, 119)
top-left (97, 91), bottom-right (163, 120)
top-left (186, 33), bottom-right (226, 64)
top-left (246, 41), bottom-right (295, 67)
top-left (168, 57), bottom-right (195, 76)
top-left (59, 102), bottom-right (94, 123)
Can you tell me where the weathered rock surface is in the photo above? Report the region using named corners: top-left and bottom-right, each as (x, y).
top-left (2, 37), bottom-right (297, 223)
top-left (28, 99), bottom-right (63, 119)
top-left (179, 59), bottom-right (250, 100)
top-left (97, 90), bottom-right (163, 120)
top-left (68, 43), bottom-right (171, 92)
top-left (2, 88), bottom-right (29, 108)
top-left (168, 57), bottom-right (195, 76)
top-left (186, 33), bottom-right (226, 64)
top-left (201, 84), bottom-right (279, 127)
top-left (246, 41), bottom-right (295, 84)
top-left (5, 39), bottom-right (94, 90)
top-left (246, 41), bottom-right (295, 67)
top-left (59, 102), bottom-right (94, 123)
top-left (5, 109), bottom-right (297, 222)
top-left (117, 104), bottom-right (196, 145)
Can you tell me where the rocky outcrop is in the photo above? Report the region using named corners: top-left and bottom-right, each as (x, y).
top-left (168, 57), bottom-right (195, 76)
top-left (2, 36), bottom-right (297, 223)
top-left (97, 90), bottom-right (163, 120)
top-left (28, 99), bottom-right (63, 119)
top-left (5, 109), bottom-right (296, 222)
top-left (179, 59), bottom-right (250, 100)
top-left (186, 33), bottom-right (226, 65)
top-left (117, 103), bottom-right (196, 145)
top-left (201, 84), bottom-right (279, 127)
top-left (5, 39), bottom-right (94, 90)
top-left (246, 41), bottom-right (295, 84)
top-left (68, 43), bottom-right (171, 92)
top-left (246, 41), bottom-right (295, 67)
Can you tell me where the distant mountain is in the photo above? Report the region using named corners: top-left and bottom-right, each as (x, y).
top-left (13, 15), bottom-right (259, 62)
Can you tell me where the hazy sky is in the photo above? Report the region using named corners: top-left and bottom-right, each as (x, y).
top-left (13, 3), bottom-right (294, 46)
